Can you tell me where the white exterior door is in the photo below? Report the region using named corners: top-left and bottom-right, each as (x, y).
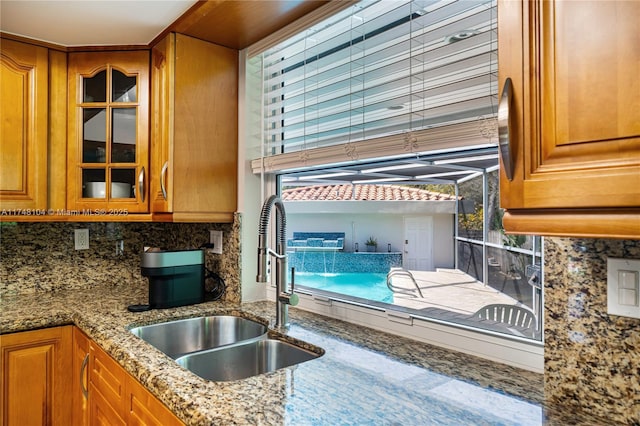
top-left (403, 217), bottom-right (433, 271)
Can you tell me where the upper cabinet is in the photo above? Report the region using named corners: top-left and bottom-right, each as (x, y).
top-left (1, 37), bottom-right (237, 223)
top-left (151, 33), bottom-right (238, 222)
top-left (498, 1), bottom-right (640, 239)
top-left (0, 39), bottom-right (48, 211)
top-left (67, 51), bottom-right (150, 213)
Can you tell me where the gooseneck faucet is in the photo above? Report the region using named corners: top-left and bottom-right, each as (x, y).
top-left (257, 195), bottom-right (299, 329)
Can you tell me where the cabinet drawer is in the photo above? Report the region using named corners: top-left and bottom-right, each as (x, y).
top-left (90, 383), bottom-right (126, 426)
top-left (90, 342), bottom-right (127, 417)
top-left (126, 376), bottom-right (184, 426)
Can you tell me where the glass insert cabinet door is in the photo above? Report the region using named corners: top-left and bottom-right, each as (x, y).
top-left (67, 51), bottom-right (149, 213)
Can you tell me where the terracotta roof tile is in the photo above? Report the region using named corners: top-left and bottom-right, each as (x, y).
top-left (281, 184), bottom-right (456, 201)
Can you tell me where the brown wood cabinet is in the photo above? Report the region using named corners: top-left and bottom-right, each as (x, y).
top-left (0, 325), bottom-right (183, 426)
top-left (125, 373), bottom-right (184, 426)
top-left (67, 50), bottom-right (150, 214)
top-left (2, 34), bottom-right (238, 223)
top-left (498, 0), bottom-right (640, 238)
top-left (72, 327), bottom-right (91, 426)
top-left (0, 39), bottom-right (48, 211)
top-left (89, 337), bottom-right (184, 426)
top-left (0, 326), bottom-right (73, 426)
top-left (70, 327), bottom-right (184, 426)
top-left (151, 33), bottom-right (238, 223)
top-left (89, 337), bottom-right (127, 424)
top-left (90, 385), bottom-right (126, 426)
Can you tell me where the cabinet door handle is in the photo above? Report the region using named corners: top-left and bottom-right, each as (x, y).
top-left (160, 161), bottom-right (168, 200)
top-left (80, 353), bottom-right (89, 399)
top-left (498, 77), bottom-right (514, 181)
top-left (138, 167), bottom-right (146, 202)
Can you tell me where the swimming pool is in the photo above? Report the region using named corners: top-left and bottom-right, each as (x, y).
top-left (293, 272), bottom-right (394, 303)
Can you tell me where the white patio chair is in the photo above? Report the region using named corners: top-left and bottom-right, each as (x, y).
top-left (474, 304), bottom-right (537, 335)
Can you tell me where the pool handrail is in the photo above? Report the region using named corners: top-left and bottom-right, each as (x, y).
top-left (387, 268), bottom-right (424, 298)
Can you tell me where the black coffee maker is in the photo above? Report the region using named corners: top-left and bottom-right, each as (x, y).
top-left (138, 248), bottom-right (205, 309)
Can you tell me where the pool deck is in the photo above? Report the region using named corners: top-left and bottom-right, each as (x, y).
top-left (389, 268), bottom-right (521, 315)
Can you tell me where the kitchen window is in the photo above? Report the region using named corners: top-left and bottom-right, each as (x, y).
top-left (247, 0), bottom-right (543, 371)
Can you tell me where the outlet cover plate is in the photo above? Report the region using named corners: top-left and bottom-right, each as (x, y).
top-left (209, 230), bottom-right (223, 254)
top-left (74, 229), bottom-right (89, 250)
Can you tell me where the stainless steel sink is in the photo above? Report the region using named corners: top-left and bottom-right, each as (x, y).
top-left (129, 315), bottom-right (267, 359)
top-left (176, 338), bottom-right (322, 382)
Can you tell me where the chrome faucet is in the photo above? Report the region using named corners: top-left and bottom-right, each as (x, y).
top-left (257, 195), bottom-right (299, 330)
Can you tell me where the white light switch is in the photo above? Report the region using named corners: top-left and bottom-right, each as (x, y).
top-left (607, 258), bottom-right (640, 319)
top-left (619, 270), bottom-right (638, 289)
top-left (618, 270), bottom-right (638, 306)
top-left (619, 289), bottom-right (637, 306)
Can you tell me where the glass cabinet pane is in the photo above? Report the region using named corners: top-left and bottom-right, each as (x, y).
top-left (82, 169), bottom-right (106, 198)
top-left (82, 108), bottom-right (106, 163)
top-left (111, 108), bottom-right (136, 162)
top-left (83, 70), bottom-right (106, 102)
top-left (76, 61), bottom-right (140, 206)
top-left (81, 169), bottom-right (135, 199)
top-left (111, 169), bottom-right (135, 198)
top-left (112, 69), bottom-right (136, 102)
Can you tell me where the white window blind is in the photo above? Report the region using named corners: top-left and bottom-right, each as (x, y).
top-left (258, 0), bottom-right (497, 159)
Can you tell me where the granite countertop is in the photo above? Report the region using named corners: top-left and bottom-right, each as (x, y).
top-left (0, 285), bottom-right (608, 425)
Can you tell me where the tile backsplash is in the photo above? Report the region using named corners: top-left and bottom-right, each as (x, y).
top-left (544, 237), bottom-right (640, 424)
top-left (0, 215), bottom-right (242, 303)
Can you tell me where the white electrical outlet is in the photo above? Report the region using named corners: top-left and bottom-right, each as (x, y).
top-left (74, 229), bottom-right (89, 250)
top-left (209, 230), bottom-right (223, 254)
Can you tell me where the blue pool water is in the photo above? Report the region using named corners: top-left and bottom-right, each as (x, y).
top-left (294, 272), bottom-right (394, 303)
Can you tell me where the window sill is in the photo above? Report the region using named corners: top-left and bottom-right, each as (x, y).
top-left (270, 288), bottom-right (544, 373)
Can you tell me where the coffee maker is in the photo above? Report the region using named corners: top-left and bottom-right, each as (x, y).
top-left (138, 248), bottom-right (205, 309)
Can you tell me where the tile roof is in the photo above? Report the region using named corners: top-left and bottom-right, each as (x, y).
top-left (281, 184), bottom-right (457, 201)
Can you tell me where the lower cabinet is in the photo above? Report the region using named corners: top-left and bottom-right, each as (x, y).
top-left (89, 336), bottom-right (128, 425)
top-left (90, 386), bottom-right (127, 426)
top-left (126, 373), bottom-right (184, 426)
top-left (83, 328), bottom-right (185, 426)
top-left (72, 326), bottom-right (91, 425)
top-left (0, 326), bottom-right (73, 426)
top-left (2, 326), bottom-right (183, 426)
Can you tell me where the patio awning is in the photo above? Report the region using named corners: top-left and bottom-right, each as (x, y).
top-left (273, 144), bottom-right (499, 186)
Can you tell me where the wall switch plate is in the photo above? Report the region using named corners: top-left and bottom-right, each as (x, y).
top-left (209, 230), bottom-right (223, 254)
top-left (607, 257), bottom-right (640, 319)
top-left (74, 229), bottom-right (89, 250)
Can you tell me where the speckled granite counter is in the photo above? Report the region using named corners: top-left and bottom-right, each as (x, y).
top-left (0, 285), bottom-right (611, 425)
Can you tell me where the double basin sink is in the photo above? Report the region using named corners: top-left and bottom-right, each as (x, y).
top-left (129, 315), bottom-right (322, 382)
